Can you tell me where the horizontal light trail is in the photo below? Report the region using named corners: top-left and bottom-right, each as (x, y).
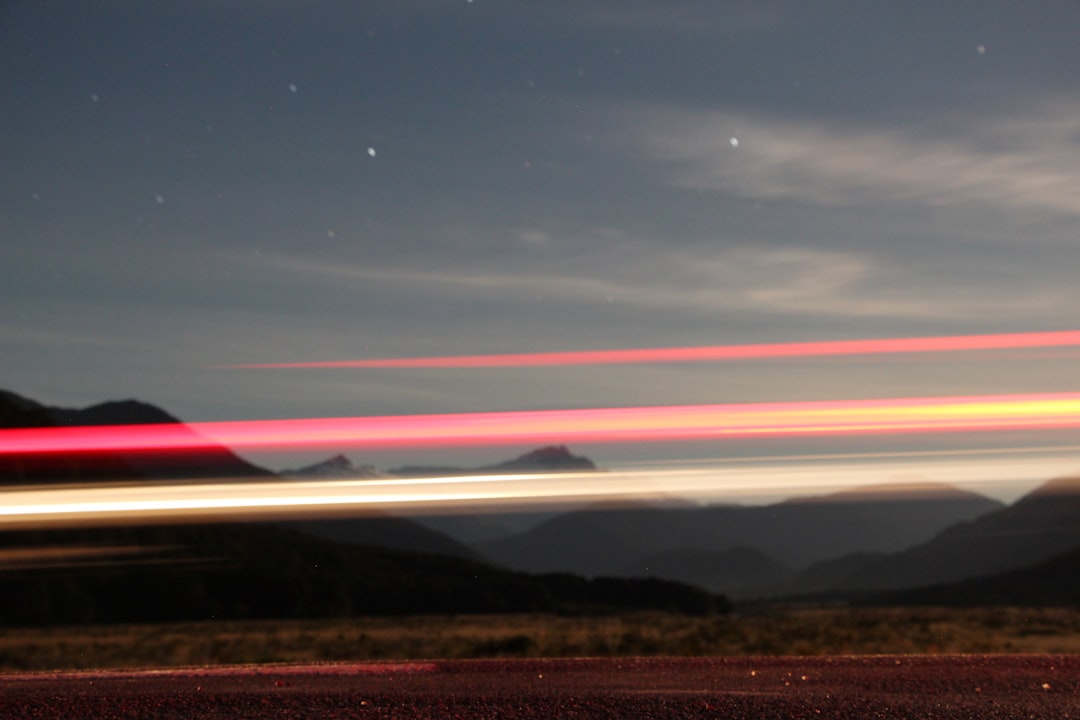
top-left (614, 444), bottom-right (1080, 468)
top-left (3, 392), bottom-right (1080, 456)
top-left (221, 330), bottom-right (1080, 369)
top-left (0, 545), bottom-right (175, 570)
top-left (2, 452), bottom-right (1077, 528)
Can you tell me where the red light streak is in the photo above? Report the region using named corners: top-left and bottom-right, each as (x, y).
top-left (220, 330), bottom-right (1080, 369)
top-left (3, 392), bottom-right (1080, 456)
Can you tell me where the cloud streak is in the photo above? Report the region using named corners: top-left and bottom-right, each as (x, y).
top-left (631, 100), bottom-right (1080, 215)
top-left (261, 243), bottom-right (1056, 323)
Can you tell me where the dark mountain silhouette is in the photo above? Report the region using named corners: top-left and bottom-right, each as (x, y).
top-left (475, 483), bottom-right (1002, 598)
top-left (281, 447), bottom-right (589, 499)
top-left (0, 391), bottom-right (140, 485)
top-left (834, 475), bottom-right (1080, 592)
top-left (0, 390), bottom-right (272, 482)
top-left (487, 445), bottom-right (596, 472)
top-left (876, 544), bottom-right (1080, 606)
top-left (389, 444), bottom-right (596, 477)
top-left (0, 390), bottom-right (729, 624)
top-left (477, 500), bottom-right (725, 577)
top-left (49, 399), bottom-right (184, 426)
top-left (278, 448), bottom-right (596, 559)
top-left (621, 546), bottom-right (795, 600)
top-left (412, 511), bottom-right (559, 546)
top-left (280, 515), bottom-right (478, 560)
top-left (787, 552), bottom-right (887, 596)
top-left (13, 387), bottom-right (1077, 607)
top-left (0, 523), bottom-right (728, 626)
top-left (282, 454), bottom-right (384, 479)
top-left (276, 452), bottom-right (577, 546)
top-left (725, 482), bottom-right (1004, 567)
top-left (0, 389), bottom-right (54, 426)
top-left (385, 445), bottom-right (598, 545)
top-left (48, 398), bottom-right (274, 480)
top-left (0, 390), bottom-right (475, 561)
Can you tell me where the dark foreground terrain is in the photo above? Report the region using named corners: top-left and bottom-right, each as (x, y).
top-left (2, 655), bottom-right (1077, 719)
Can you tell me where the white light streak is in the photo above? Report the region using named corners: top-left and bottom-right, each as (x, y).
top-left (1, 448), bottom-right (1077, 528)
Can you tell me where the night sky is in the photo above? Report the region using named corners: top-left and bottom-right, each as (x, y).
top-left (5, 1), bottom-right (1080, 484)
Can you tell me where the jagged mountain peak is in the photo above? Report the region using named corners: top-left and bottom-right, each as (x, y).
top-left (324, 453), bottom-right (352, 469)
top-left (490, 445), bottom-right (596, 471)
top-left (283, 454), bottom-right (384, 479)
top-left (391, 446), bottom-right (598, 477)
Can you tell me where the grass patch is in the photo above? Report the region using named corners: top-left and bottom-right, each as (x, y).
top-left (4, 606), bottom-right (1080, 672)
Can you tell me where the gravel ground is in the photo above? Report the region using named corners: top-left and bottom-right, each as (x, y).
top-left (2, 655), bottom-right (1078, 719)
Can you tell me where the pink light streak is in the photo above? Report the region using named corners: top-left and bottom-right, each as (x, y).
top-left (3, 392), bottom-right (1080, 456)
top-left (220, 330), bottom-right (1080, 369)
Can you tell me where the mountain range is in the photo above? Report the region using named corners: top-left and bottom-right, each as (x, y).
top-left (387, 444), bottom-right (596, 477)
top-left (828, 475), bottom-right (1080, 593)
top-left (471, 483), bottom-right (1005, 599)
top-left (468, 477), bottom-right (1080, 601)
top-left (282, 454), bottom-right (385, 479)
top-left (283, 445), bottom-right (595, 544)
top-left (0, 389), bottom-right (725, 625)
top-left (3, 388), bottom-right (1080, 610)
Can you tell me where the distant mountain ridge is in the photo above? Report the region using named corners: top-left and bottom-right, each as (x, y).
top-left (878, 543), bottom-right (1080, 607)
top-left (622, 546), bottom-right (796, 599)
top-left (283, 454), bottom-right (385, 479)
top-left (0, 390), bottom-right (473, 561)
top-left (284, 445), bottom-right (596, 480)
top-left (0, 389), bottom-right (731, 624)
top-left (9, 388), bottom-right (1080, 606)
top-left (475, 483), bottom-right (1005, 599)
top-left (831, 475), bottom-right (1080, 592)
top-left (0, 390), bottom-right (608, 567)
top-left (283, 446), bottom-right (599, 549)
top-left (390, 444), bottom-right (595, 477)
top-left (488, 445), bottom-right (596, 472)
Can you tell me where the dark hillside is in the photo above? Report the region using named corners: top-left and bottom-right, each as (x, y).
top-left (280, 516), bottom-right (477, 560)
top-left (48, 398), bottom-right (274, 480)
top-left (0, 391), bottom-right (138, 485)
top-left (0, 389), bottom-right (476, 560)
top-left (875, 544), bottom-right (1080, 606)
top-left (0, 524), bottom-right (727, 626)
top-left (843, 476), bottom-right (1080, 591)
top-left (476, 483), bottom-right (1003, 597)
top-left (621, 545), bottom-right (795, 599)
top-left (0, 390), bottom-right (728, 625)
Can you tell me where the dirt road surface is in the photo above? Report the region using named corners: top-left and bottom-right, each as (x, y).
top-left (2, 655), bottom-right (1077, 719)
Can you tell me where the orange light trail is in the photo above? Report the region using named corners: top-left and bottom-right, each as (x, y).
top-left (220, 330), bottom-right (1080, 369)
top-left (3, 392), bottom-right (1080, 456)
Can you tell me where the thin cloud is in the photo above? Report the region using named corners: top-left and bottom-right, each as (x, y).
top-left (630, 100), bottom-right (1080, 216)
top-left (259, 245), bottom-right (1055, 323)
